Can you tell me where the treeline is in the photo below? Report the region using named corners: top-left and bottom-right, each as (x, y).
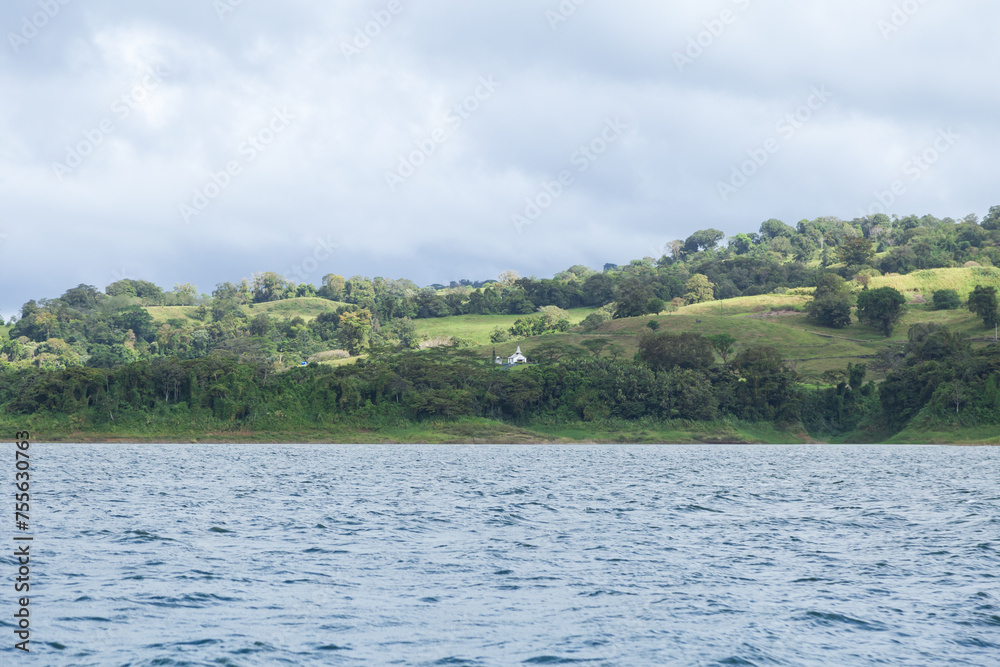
top-left (5, 325), bottom-right (998, 438)
top-left (4, 206), bottom-right (1000, 373)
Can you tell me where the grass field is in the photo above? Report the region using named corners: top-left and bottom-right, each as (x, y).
top-left (146, 297), bottom-right (351, 325)
top-left (412, 308), bottom-right (598, 346)
top-left (476, 288), bottom-right (997, 384)
top-left (136, 268), bottom-right (1000, 385)
top-left (870, 266), bottom-right (1000, 297)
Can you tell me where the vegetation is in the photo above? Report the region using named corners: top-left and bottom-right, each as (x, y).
top-left (6, 207), bottom-right (1000, 443)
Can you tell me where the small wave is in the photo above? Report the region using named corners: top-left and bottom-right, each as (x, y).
top-left (522, 656), bottom-right (591, 664)
top-left (802, 610), bottom-right (886, 630)
top-left (682, 504), bottom-right (724, 513)
top-left (120, 529), bottom-right (174, 542)
top-left (209, 526), bottom-right (235, 533)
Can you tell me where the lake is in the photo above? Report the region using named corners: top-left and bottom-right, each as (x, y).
top-left (2, 444), bottom-right (998, 665)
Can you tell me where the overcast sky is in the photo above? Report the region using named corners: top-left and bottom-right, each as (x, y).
top-left (2, 0), bottom-right (998, 316)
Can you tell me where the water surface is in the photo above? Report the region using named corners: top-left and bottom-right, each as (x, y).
top-left (2, 444), bottom-right (998, 665)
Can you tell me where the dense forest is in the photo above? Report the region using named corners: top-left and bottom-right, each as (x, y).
top-left (4, 206), bottom-right (1000, 442)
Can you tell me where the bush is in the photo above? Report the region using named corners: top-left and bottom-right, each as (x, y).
top-left (490, 327), bottom-right (510, 343)
top-left (932, 289), bottom-right (961, 310)
top-left (579, 311), bottom-right (611, 332)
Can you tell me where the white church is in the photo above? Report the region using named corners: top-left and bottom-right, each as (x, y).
top-left (495, 346), bottom-right (529, 366)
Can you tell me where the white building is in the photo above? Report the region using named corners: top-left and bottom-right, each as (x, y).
top-left (495, 346), bottom-right (529, 366)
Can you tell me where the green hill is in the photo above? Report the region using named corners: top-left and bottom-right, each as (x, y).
top-left (146, 297), bottom-right (351, 325)
top-left (470, 286), bottom-right (996, 385)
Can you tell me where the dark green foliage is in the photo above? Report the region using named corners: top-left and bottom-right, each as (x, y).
top-left (726, 346), bottom-right (800, 422)
top-left (967, 285), bottom-right (999, 328)
top-left (805, 273), bottom-right (854, 328)
top-left (980, 205), bottom-right (1000, 231)
top-left (613, 279), bottom-right (657, 319)
top-left (879, 327), bottom-right (1000, 429)
top-left (636, 331), bottom-right (715, 372)
top-left (113, 306), bottom-right (156, 342)
top-left (856, 287), bottom-right (906, 336)
top-left (706, 334), bottom-right (736, 364)
top-left (837, 237), bottom-right (875, 266)
top-left (932, 289), bottom-right (962, 310)
top-left (682, 228), bottom-right (725, 254)
top-left (759, 219), bottom-right (794, 240)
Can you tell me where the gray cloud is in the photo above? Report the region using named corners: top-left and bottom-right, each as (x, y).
top-left (1, 0), bottom-right (997, 316)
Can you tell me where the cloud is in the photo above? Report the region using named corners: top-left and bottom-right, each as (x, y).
top-left (1, 0), bottom-right (998, 315)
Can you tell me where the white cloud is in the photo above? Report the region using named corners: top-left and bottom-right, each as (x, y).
top-left (1, 0), bottom-right (998, 313)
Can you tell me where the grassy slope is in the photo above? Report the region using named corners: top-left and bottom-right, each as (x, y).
top-left (146, 297), bottom-right (351, 324)
top-left (478, 270), bottom-right (1000, 384)
top-left (412, 308), bottom-right (597, 346)
top-left (871, 266), bottom-right (1000, 298)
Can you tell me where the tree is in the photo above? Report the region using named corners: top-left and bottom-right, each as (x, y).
top-left (250, 272), bottom-right (294, 303)
top-left (856, 287), bottom-right (906, 336)
top-left (320, 274), bottom-right (346, 301)
top-left (968, 285), bottom-right (1000, 328)
top-left (805, 273), bottom-right (854, 328)
top-left (682, 229), bottom-right (725, 254)
top-left (980, 205), bottom-right (1000, 231)
top-left (729, 346), bottom-right (800, 422)
top-left (613, 278), bottom-right (655, 318)
top-left (580, 338), bottom-right (610, 358)
top-left (707, 333), bottom-right (736, 364)
top-left (945, 380), bottom-right (967, 416)
top-left (728, 233), bottom-right (756, 255)
top-left (490, 326), bottom-right (510, 343)
top-left (636, 331), bottom-right (715, 371)
top-left (337, 310), bottom-right (373, 355)
top-left (498, 270), bottom-right (520, 287)
top-left (579, 310), bottom-right (611, 332)
top-left (932, 289), bottom-right (961, 310)
top-left (683, 274), bottom-right (715, 304)
top-left (837, 237), bottom-right (875, 266)
top-left (759, 218), bottom-right (794, 240)
top-left (172, 283), bottom-right (200, 306)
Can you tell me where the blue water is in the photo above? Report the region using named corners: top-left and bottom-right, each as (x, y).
top-left (1, 444), bottom-right (998, 665)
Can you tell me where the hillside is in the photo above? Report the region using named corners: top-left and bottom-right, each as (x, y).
top-left (146, 297), bottom-right (352, 324)
top-left (6, 211), bottom-right (1000, 444)
top-left (466, 271), bottom-right (997, 385)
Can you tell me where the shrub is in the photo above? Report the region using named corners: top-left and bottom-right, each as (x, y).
top-left (932, 289), bottom-right (961, 310)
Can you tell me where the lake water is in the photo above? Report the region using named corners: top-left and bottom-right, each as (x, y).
top-left (2, 444), bottom-right (998, 665)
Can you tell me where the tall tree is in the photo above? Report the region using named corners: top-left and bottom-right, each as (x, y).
top-left (967, 285), bottom-right (1000, 328)
top-left (805, 273), bottom-right (854, 328)
top-left (856, 287), bottom-right (906, 336)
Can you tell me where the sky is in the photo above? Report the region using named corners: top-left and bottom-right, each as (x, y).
top-left (2, 0), bottom-right (998, 317)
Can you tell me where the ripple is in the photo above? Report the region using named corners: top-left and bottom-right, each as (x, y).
top-left (12, 443), bottom-right (1000, 666)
